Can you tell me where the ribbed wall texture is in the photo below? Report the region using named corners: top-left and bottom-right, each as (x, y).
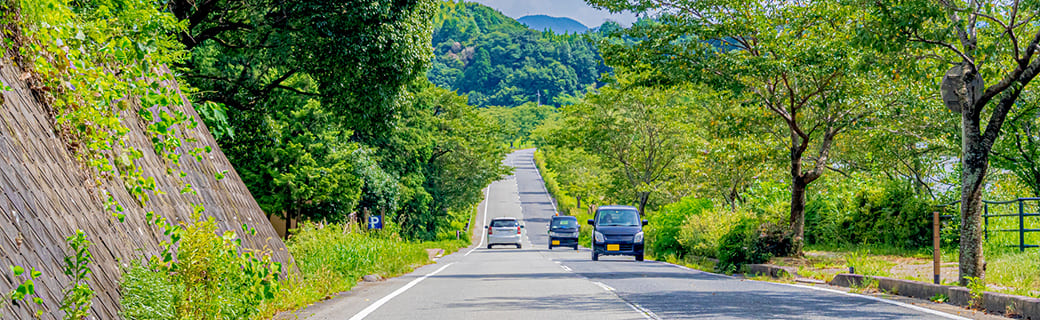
top-left (0, 56), bottom-right (292, 319)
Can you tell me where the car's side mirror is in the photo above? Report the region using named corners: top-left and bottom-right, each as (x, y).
top-left (484, 225), bottom-right (488, 229)
top-left (520, 225), bottom-right (525, 228)
top-left (642, 220), bottom-right (648, 226)
top-left (587, 219), bottom-right (595, 226)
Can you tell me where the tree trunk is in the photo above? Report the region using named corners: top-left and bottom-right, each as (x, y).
top-left (790, 177), bottom-right (807, 250)
top-left (637, 192), bottom-right (650, 216)
top-left (960, 130), bottom-right (989, 285)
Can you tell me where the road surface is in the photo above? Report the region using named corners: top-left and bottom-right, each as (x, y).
top-left (290, 149), bottom-right (977, 320)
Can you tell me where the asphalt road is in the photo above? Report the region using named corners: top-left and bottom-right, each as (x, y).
top-left (291, 149), bottom-right (974, 320)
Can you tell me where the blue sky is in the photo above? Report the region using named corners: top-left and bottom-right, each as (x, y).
top-left (467, 0), bottom-right (639, 27)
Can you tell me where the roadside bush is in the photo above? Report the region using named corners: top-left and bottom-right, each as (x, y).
top-left (648, 197), bottom-right (712, 258)
top-left (120, 214), bottom-right (284, 320)
top-left (756, 222), bottom-right (797, 257)
top-left (676, 207), bottom-right (753, 258)
top-left (843, 182), bottom-right (932, 249)
top-left (717, 218), bottom-right (770, 272)
top-left (716, 218), bottom-right (796, 273)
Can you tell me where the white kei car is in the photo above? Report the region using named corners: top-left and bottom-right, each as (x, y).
top-left (486, 217), bottom-right (524, 249)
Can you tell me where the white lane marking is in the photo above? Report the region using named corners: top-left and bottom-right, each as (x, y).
top-left (466, 186), bottom-right (492, 256)
top-left (591, 282), bottom-right (656, 319)
top-left (348, 263), bottom-right (455, 320)
top-left (768, 282), bottom-right (971, 320)
top-left (561, 265), bottom-right (572, 272)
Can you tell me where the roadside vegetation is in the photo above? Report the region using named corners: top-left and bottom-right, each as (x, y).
top-left (3, 0), bottom-right (492, 318)
top-left (120, 219), bottom-right (471, 319)
top-left (529, 0), bottom-right (1040, 302)
top-left (5, 0), bottom-right (1040, 317)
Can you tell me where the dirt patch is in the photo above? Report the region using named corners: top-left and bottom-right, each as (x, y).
top-left (426, 248), bottom-right (445, 260)
top-left (771, 252), bottom-right (960, 285)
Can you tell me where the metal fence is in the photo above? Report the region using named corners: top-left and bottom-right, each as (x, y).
top-left (937, 198), bottom-right (1040, 252)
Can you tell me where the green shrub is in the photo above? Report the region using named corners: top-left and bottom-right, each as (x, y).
top-left (756, 222), bottom-right (797, 257)
top-left (843, 182), bottom-right (932, 248)
top-left (717, 218), bottom-right (770, 272)
top-left (716, 218), bottom-right (797, 272)
top-left (648, 197), bottom-right (712, 258)
top-left (120, 214), bottom-right (284, 320)
top-left (675, 207), bottom-right (752, 258)
top-left (61, 230), bottom-right (95, 320)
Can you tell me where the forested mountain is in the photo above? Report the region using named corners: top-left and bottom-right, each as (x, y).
top-left (429, 1), bottom-right (616, 107)
top-left (518, 15), bottom-right (589, 34)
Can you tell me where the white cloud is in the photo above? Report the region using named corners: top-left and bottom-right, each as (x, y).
top-left (467, 0), bottom-right (639, 28)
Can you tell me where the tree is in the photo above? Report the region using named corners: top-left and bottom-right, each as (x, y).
top-left (169, 0), bottom-right (437, 224)
top-left (690, 91), bottom-right (784, 211)
top-left (859, 0), bottom-right (1040, 284)
top-left (992, 91), bottom-right (1040, 197)
top-left (556, 82), bottom-right (697, 215)
top-left (587, 0), bottom-right (894, 249)
top-left (259, 99), bottom-right (363, 224)
top-left (368, 81), bottom-right (510, 240)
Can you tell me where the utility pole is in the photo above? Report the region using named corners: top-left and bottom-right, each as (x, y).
top-left (537, 91), bottom-right (541, 107)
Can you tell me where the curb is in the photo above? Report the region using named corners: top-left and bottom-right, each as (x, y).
top-left (829, 273), bottom-right (1040, 319)
top-left (746, 264), bottom-right (800, 279)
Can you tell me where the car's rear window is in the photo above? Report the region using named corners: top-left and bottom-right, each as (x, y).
top-left (595, 209), bottom-right (640, 226)
top-left (551, 218), bottom-right (576, 227)
top-left (490, 219), bottom-right (518, 227)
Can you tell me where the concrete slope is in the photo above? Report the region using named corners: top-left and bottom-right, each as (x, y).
top-left (0, 56), bottom-right (290, 319)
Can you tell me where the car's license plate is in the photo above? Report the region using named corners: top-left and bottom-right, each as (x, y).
top-left (552, 240), bottom-right (560, 245)
top-left (607, 244), bottom-right (620, 251)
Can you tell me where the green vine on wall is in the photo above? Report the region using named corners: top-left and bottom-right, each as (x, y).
top-left (1, 264), bottom-right (44, 317)
top-left (1, 0), bottom-right (212, 222)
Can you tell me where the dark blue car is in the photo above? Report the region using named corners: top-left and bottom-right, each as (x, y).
top-left (547, 215), bottom-right (579, 250)
top-left (587, 205), bottom-right (646, 261)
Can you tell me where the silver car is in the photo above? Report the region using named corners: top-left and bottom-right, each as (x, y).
top-left (486, 217), bottom-right (523, 249)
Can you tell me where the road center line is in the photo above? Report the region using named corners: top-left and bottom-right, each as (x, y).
top-left (348, 262), bottom-right (455, 320)
top-left (465, 186), bottom-right (492, 257)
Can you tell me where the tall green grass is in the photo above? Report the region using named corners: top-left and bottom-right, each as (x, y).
top-left (256, 224), bottom-right (468, 316)
top-left (120, 221), bottom-right (470, 319)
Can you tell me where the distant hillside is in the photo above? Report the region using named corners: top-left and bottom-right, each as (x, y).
top-left (518, 15), bottom-right (589, 34)
top-left (430, 1), bottom-right (616, 107)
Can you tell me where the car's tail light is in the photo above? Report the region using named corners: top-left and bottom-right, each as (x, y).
top-left (516, 227), bottom-right (521, 234)
top-left (488, 227), bottom-right (492, 235)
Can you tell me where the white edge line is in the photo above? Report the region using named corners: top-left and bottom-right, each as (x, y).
top-left (767, 281), bottom-right (972, 320)
top-left (626, 302), bottom-right (658, 320)
top-left (466, 186), bottom-right (491, 256)
top-left (348, 262), bottom-right (455, 320)
top-left (592, 281), bottom-right (655, 320)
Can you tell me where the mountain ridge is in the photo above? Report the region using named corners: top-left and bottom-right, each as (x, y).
top-left (518, 14), bottom-right (589, 34)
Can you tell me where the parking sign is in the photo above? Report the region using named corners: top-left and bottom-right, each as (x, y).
top-left (368, 215), bottom-right (383, 229)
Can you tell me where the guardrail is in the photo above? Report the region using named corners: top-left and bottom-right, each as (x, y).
top-left (930, 198), bottom-right (1040, 284)
top-left (936, 198), bottom-right (1040, 252)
